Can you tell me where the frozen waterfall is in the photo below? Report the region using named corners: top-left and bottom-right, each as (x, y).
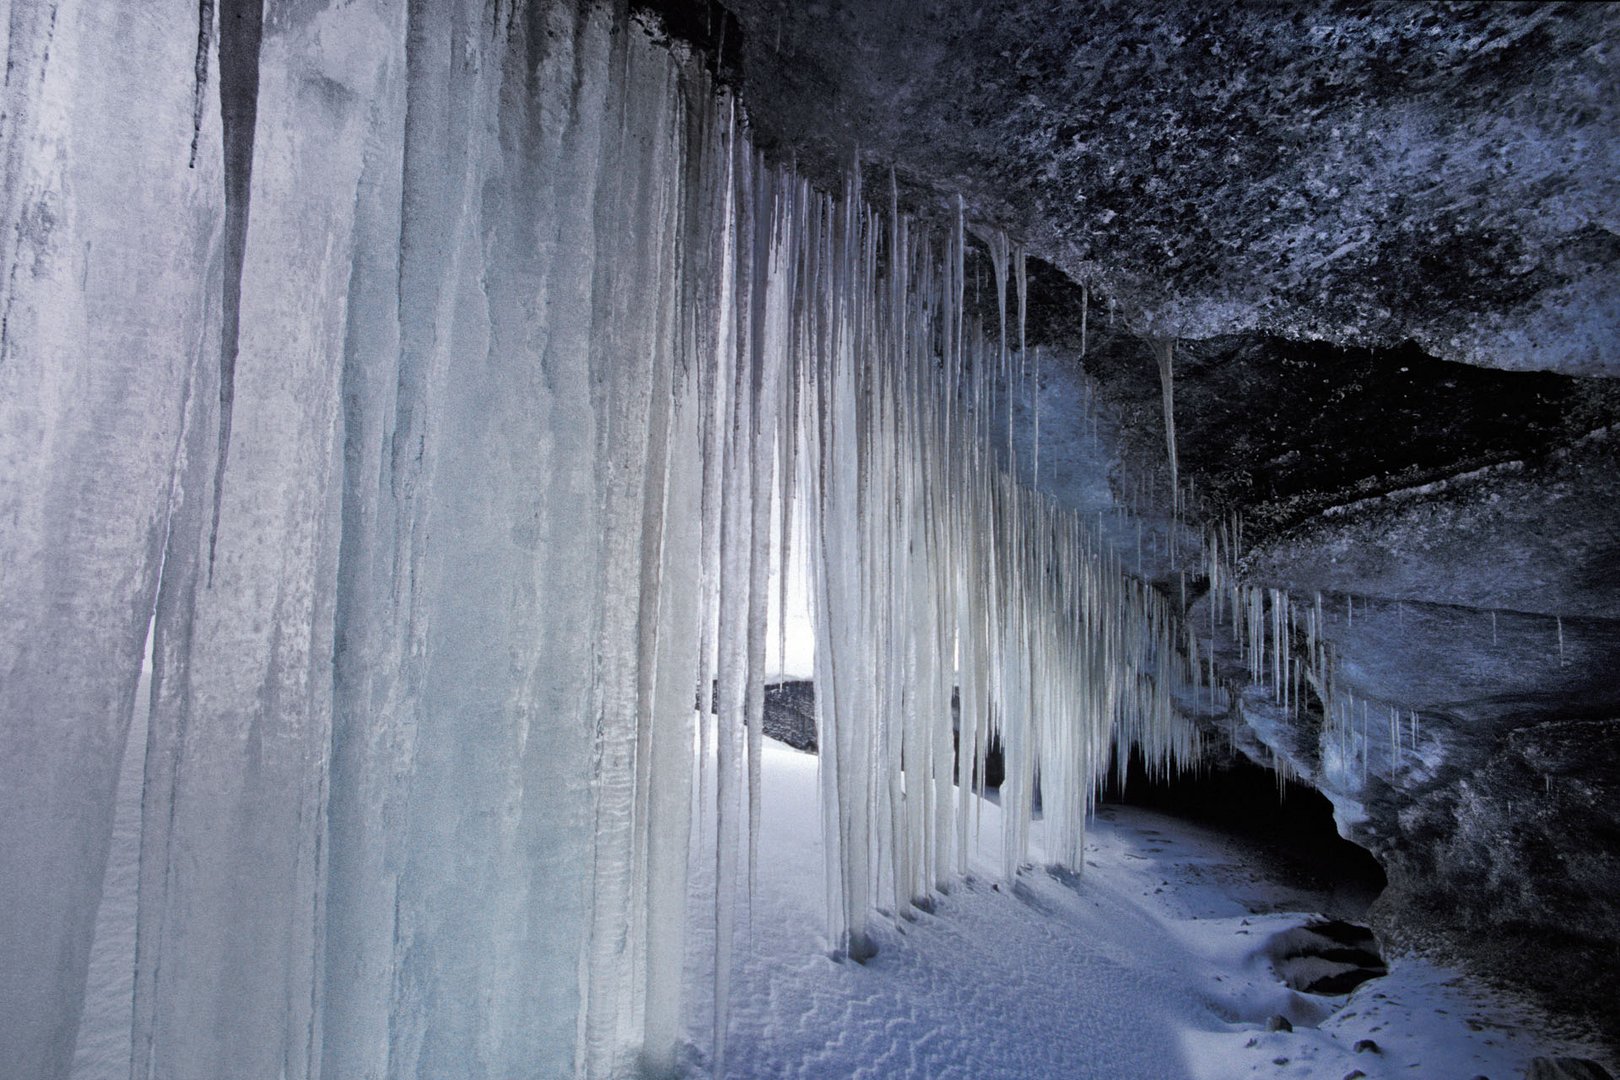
top-left (0, 3), bottom-right (1200, 1078)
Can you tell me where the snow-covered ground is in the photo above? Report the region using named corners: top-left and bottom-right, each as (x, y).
top-left (70, 720), bottom-right (1605, 1079)
top-left (690, 737), bottom-right (1607, 1079)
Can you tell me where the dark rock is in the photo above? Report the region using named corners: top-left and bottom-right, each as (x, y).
top-left (1353, 1038), bottom-right (1380, 1054)
top-left (1370, 714), bottom-right (1620, 1045)
top-left (763, 681), bottom-right (817, 752)
top-left (725, 1), bottom-right (1618, 374)
top-left (1077, 331), bottom-right (1620, 559)
top-left (1267, 1014), bottom-right (1293, 1032)
top-left (702, 679), bottom-right (820, 753)
top-left (1267, 921), bottom-right (1387, 997)
top-left (1526, 1058), bottom-right (1615, 1080)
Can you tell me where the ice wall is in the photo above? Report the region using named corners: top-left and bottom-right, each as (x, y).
top-left (0, 6), bottom-right (225, 1077)
top-left (0, 3), bottom-right (1200, 1079)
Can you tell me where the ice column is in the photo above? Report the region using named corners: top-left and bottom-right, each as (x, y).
top-left (786, 199), bottom-right (1202, 949)
top-left (0, 7), bottom-right (224, 1078)
top-left (132, 6), bottom-right (403, 1079)
top-left (1, 5), bottom-right (1205, 1079)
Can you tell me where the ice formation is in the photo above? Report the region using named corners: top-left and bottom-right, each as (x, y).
top-left (1192, 519), bottom-right (1434, 799)
top-left (1151, 337), bottom-right (1181, 517)
top-left (1, 4), bottom-right (1201, 1079)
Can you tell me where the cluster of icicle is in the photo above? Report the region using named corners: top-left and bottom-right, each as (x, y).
top-left (1197, 517), bottom-right (1427, 790)
top-left (0, 5), bottom-right (1199, 1080)
top-left (797, 181), bottom-right (1205, 965)
top-left (703, 111), bottom-right (1202, 1080)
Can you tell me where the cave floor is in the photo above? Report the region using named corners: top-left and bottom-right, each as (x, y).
top-left (686, 737), bottom-right (1610, 1079)
top-left (69, 719), bottom-right (1607, 1079)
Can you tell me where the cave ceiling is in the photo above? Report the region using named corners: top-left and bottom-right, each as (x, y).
top-left (711, 0), bottom-right (1618, 375)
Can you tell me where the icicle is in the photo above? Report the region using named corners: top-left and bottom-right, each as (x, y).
top-left (11, 17), bottom-right (1219, 1080)
top-left (1149, 338), bottom-right (1179, 520)
top-left (1080, 284), bottom-right (1089, 358)
top-left (1033, 345), bottom-right (1042, 489)
top-left (1016, 247), bottom-right (1028, 388)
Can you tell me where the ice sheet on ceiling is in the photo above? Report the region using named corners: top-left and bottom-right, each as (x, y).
top-left (0, 2), bottom-right (1199, 1078)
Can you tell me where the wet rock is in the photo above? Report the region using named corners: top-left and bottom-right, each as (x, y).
top-left (1268, 920), bottom-right (1387, 997)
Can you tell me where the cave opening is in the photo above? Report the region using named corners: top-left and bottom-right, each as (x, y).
top-left (4, 2), bottom-right (1618, 1078)
top-left (1101, 746), bottom-right (1388, 920)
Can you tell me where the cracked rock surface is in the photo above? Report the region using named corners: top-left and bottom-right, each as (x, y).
top-left (724, 0), bottom-right (1619, 373)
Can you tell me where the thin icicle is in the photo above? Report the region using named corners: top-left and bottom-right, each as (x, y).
top-left (1080, 284), bottom-right (1089, 358)
top-left (1149, 337), bottom-right (1179, 519)
top-left (1033, 346), bottom-right (1042, 488)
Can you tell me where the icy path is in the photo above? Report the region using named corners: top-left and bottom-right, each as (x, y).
top-left (694, 739), bottom-right (1606, 1079)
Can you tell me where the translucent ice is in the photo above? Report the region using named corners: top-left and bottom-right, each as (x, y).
top-left (2, 6), bottom-right (1204, 1079)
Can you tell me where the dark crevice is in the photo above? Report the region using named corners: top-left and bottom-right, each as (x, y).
top-left (1103, 746), bottom-right (1387, 917)
top-left (188, 1), bottom-right (215, 168)
top-left (632, 0), bottom-right (744, 88)
top-left (208, 0), bottom-right (265, 580)
top-left (1072, 326), bottom-right (1620, 541)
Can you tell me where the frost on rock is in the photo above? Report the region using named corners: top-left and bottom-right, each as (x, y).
top-left (1, 4), bottom-right (1202, 1079)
